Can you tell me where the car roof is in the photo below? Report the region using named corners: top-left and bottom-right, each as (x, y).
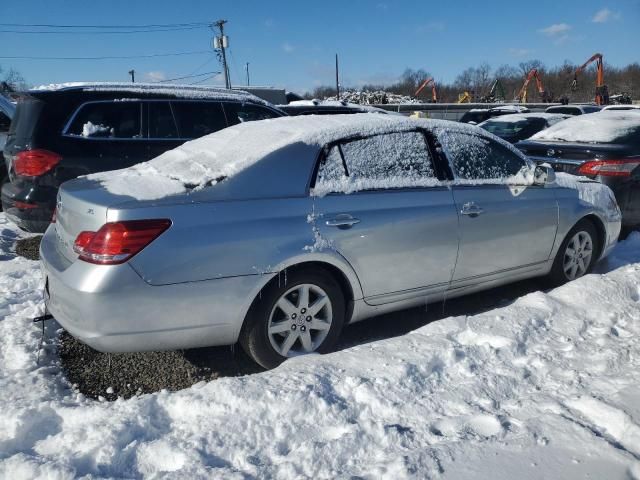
top-left (480, 112), bottom-right (570, 123)
top-left (29, 82), bottom-right (274, 106)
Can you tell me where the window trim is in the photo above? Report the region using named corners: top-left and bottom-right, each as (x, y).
top-left (61, 99), bottom-right (282, 141)
top-left (310, 128), bottom-right (445, 195)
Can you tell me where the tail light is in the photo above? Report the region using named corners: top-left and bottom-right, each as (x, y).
top-left (577, 159), bottom-right (640, 177)
top-left (73, 219), bottom-right (171, 265)
top-left (14, 201), bottom-right (38, 210)
top-left (14, 149), bottom-right (62, 177)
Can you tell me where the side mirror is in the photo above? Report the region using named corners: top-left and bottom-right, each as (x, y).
top-left (534, 163), bottom-right (556, 185)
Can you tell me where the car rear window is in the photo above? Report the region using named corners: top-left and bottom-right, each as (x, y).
top-left (314, 131), bottom-right (438, 194)
top-left (147, 102), bottom-right (179, 139)
top-left (66, 102), bottom-right (143, 138)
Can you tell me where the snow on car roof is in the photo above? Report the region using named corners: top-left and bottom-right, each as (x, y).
top-left (530, 111), bottom-right (640, 143)
top-left (88, 114), bottom-right (503, 201)
top-left (30, 82), bottom-right (271, 105)
top-left (481, 113), bottom-right (570, 123)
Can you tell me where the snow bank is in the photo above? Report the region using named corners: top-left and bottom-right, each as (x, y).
top-left (1, 211), bottom-right (640, 478)
top-left (81, 121), bottom-right (111, 138)
top-left (531, 111), bottom-right (640, 143)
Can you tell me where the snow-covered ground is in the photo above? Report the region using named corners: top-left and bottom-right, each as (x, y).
top-left (1, 211), bottom-right (639, 479)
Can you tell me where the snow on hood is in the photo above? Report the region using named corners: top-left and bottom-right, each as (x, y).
top-left (530, 111), bottom-right (640, 143)
top-left (31, 82), bottom-right (271, 106)
top-left (554, 172), bottom-right (620, 216)
top-left (86, 114), bottom-right (438, 200)
top-left (481, 113), bottom-right (569, 124)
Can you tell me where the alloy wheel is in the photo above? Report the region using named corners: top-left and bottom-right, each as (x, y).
top-left (267, 283), bottom-right (333, 357)
top-left (563, 231), bottom-right (593, 280)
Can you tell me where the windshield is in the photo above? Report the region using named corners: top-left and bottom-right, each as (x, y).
top-left (481, 118), bottom-right (544, 140)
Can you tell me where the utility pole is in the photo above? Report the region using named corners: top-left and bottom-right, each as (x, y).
top-left (245, 62), bottom-right (250, 86)
top-left (128, 69), bottom-right (135, 83)
top-left (335, 54), bottom-right (340, 100)
top-left (213, 20), bottom-right (231, 89)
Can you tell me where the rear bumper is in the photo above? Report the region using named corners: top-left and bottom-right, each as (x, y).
top-left (40, 225), bottom-right (265, 353)
top-left (1, 181), bottom-right (54, 232)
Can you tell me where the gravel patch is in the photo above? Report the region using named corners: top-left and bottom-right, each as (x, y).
top-left (15, 235), bottom-right (42, 261)
top-left (59, 331), bottom-right (262, 400)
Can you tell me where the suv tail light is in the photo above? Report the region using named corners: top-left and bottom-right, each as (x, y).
top-left (14, 149), bottom-right (62, 177)
top-left (577, 159), bottom-right (640, 177)
top-left (73, 219), bottom-right (171, 265)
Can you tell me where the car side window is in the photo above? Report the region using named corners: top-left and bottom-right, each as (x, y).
top-left (171, 101), bottom-right (227, 139)
top-left (67, 102), bottom-right (142, 138)
top-left (436, 129), bottom-right (529, 182)
top-left (224, 103), bottom-right (280, 125)
top-left (147, 102), bottom-right (178, 139)
top-left (314, 131), bottom-right (437, 194)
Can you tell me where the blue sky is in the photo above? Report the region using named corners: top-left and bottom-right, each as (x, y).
top-left (1, 0), bottom-right (638, 93)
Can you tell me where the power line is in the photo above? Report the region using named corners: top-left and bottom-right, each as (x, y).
top-left (0, 22), bottom-right (209, 28)
top-left (156, 70), bottom-right (221, 83)
top-left (0, 26), bottom-right (206, 34)
top-left (0, 50), bottom-right (211, 60)
top-left (190, 74), bottom-right (220, 85)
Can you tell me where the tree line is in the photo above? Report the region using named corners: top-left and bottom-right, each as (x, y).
top-left (308, 61), bottom-right (640, 103)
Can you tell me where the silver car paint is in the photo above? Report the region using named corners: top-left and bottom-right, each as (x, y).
top-left (40, 123), bottom-right (621, 353)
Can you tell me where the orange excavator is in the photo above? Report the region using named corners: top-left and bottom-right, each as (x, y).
top-left (414, 77), bottom-right (438, 102)
top-left (571, 53), bottom-right (609, 105)
top-left (516, 68), bottom-right (551, 103)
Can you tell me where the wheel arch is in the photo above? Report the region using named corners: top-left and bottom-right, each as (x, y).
top-left (580, 213), bottom-right (607, 260)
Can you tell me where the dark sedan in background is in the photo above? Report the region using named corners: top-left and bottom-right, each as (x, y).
top-left (479, 113), bottom-right (570, 143)
top-left (518, 111), bottom-right (640, 228)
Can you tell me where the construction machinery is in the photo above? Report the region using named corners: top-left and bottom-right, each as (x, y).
top-left (414, 77), bottom-right (437, 102)
top-left (516, 69), bottom-right (552, 103)
top-left (571, 53), bottom-right (609, 105)
top-left (457, 91), bottom-right (472, 103)
top-left (480, 79), bottom-right (506, 103)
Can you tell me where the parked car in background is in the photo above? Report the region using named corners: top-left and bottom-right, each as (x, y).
top-left (517, 111), bottom-right (640, 228)
top-left (459, 105), bottom-right (530, 124)
top-left (601, 104), bottom-right (640, 112)
top-left (40, 114), bottom-right (620, 369)
top-left (478, 113), bottom-right (570, 143)
top-left (280, 99), bottom-right (391, 116)
top-left (545, 104), bottom-right (602, 115)
top-left (0, 95), bottom-right (15, 192)
top-left (1, 83), bottom-right (285, 232)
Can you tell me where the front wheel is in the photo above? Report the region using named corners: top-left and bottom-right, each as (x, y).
top-left (240, 269), bottom-right (345, 369)
top-left (548, 219), bottom-right (599, 285)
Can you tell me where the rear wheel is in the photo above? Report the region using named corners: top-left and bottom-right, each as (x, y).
top-left (549, 219), bottom-right (599, 285)
top-left (240, 269), bottom-right (345, 369)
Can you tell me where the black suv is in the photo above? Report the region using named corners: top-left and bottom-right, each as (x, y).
top-left (2, 83), bottom-right (285, 232)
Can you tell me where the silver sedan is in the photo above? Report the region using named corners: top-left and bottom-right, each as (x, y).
top-left (40, 114), bottom-right (621, 368)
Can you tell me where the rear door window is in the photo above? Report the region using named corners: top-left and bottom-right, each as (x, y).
top-left (224, 103), bottom-right (281, 125)
top-left (66, 102), bottom-right (143, 138)
top-left (147, 101), bottom-right (179, 139)
top-left (436, 130), bottom-right (530, 182)
top-left (314, 131), bottom-right (438, 194)
top-left (171, 101), bottom-right (227, 139)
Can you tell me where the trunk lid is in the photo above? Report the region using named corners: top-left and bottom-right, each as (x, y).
top-left (54, 178), bottom-right (120, 261)
top-left (517, 140), bottom-right (631, 175)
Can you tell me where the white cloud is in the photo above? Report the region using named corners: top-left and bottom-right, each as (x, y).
top-left (282, 43), bottom-right (295, 53)
top-left (592, 8), bottom-right (620, 23)
top-left (508, 48), bottom-right (532, 57)
top-left (539, 23), bottom-right (572, 36)
top-left (145, 71), bottom-right (166, 82)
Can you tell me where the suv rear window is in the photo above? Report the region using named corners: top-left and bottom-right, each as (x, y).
top-left (67, 102), bottom-right (143, 138)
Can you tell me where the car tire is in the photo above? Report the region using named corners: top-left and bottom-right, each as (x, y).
top-left (240, 269), bottom-right (345, 369)
top-left (548, 219), bottom-right (599, 286)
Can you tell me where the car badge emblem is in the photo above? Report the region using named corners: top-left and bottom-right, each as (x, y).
top-left (546, 149), bottom-right (555, 157)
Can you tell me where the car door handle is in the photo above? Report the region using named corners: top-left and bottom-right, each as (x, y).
top-left (326, 214), bottom-right (361, 229)
top-left (460, 203), bottom-right (484, 218)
